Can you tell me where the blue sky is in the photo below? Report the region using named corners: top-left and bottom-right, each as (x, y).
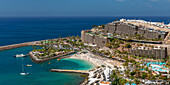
top-left (0, 0), bottom-right (170, 16)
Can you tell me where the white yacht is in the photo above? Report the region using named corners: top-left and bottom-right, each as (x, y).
top-left (14, 54), bottom-right (27, 57)
top-left (20, 72), bottom-right (29, 75)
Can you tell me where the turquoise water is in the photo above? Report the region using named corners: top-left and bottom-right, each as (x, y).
top-left (0, 46), bottom-right (94, 85)
top-left (146, 62), bottom-right (167, 72)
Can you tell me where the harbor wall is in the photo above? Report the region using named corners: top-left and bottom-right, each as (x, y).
top-left (0, 42), bottom-right (32, 51)
top-left (50, 69), bottom-right (89, 85)
top-left (0, 37), bottom-right (70, 51)
top-left (50, 69), bottom-right (89, 74)
top-left (29, 51), bottom-right (76, 63)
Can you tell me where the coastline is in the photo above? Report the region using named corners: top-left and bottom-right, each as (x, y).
top-left (0, 38), bottom-right (121, 85)
top-left (67, 51), bottom-right (122, 68)
top-left (67, 52), bottom-right (102, 67)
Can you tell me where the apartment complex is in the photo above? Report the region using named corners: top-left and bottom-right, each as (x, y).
top-left (104, 22), bottom-right (168, 40)
top-left (130, 46), bottom-right (167, 59)
top-left (81, 30), bottom-right (110, 48)
top-left (81, 19), bottom-right (169, 59)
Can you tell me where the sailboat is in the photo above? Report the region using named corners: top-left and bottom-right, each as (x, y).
top-left (20, 58), bottom-right (29, 75)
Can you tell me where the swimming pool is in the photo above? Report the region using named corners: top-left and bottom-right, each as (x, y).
top-left (147, 62), bottom-right (168, 72)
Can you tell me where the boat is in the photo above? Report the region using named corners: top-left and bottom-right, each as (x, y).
top-left (14, 54), bottom-right (27, 57)
top-left (20, 72), bottom-right (29, 75)
top-left (20, 58), bottom-right (29, 75)
top-left (57, 59), bottom-right (60, 61)
top-left (26, 64), bottom-right (32, 67)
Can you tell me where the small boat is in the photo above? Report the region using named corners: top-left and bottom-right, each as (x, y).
top-left (27, 64), bottom-right (32, 67)
top-left (57, 59), bottom-right (60, 61)
top-left (20, 72), bottom-right (29, 75)
top-left (14, 54), bottom-right (27, 57)
top-left (20, 58), bottom-right (29, 75)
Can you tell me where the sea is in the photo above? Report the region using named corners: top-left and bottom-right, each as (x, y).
top-left (0, 16), bottom-right (169, 85)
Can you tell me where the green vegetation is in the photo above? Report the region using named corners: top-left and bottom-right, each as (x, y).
top-left (32, 36), bottom-right (83, 59)
top-left (111, 70), bottom-right (128, 85)
top-left (125, 43), bottom-right (131, 48)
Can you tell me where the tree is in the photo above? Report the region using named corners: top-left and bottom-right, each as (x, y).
top-left (101, 24), bottom-right (105, 28)
top-left (120, 79), bottom-right (127, 85)
top-left (92, 25), bottom-right (98, 28)
top-left (105, 43), bottom-right (110, 47)
top-left (141, 73), bottom-right (147, 79)
top-left (76, 35), bottom-right (79, 39)
top-left (125, 70), bottom-right (129, 76)
top-left (134, 79), bottom-right (140, 84)
top-left (125, 43), bottom-right (132, 48)
top-left (112, 76), bottom-right (121, 85)
top-left (130, 71), bottom-right (136, 76)
top-left (145, 67), bottom-right (149, 71)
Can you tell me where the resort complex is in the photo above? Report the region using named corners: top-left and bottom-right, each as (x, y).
top-left (0, 19), bottom-right (169, 85)
top-left (25, 19), bottom-right (169, 85)
top-left (80, 19), bottom-right (170, 84)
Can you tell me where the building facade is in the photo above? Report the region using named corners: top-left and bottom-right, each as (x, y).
top-left (104, 22), bottom-right (168, 40)
top-left (130, 46), bottom-right (167, 59)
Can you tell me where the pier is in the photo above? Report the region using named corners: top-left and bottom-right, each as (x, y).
top-left (0, 37), bottom-right (68, 51)
top-left (50, 69), bottom-right (89, 74)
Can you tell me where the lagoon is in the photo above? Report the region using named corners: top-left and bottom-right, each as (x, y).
top-left (0, 46), bottom-right (94, 85)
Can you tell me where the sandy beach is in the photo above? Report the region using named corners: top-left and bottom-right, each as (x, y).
top-left (68, 51), bottom-right (123, 68)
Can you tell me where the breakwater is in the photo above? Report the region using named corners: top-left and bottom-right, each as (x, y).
top-left (0, 42), bottom-right (32, 51)
top-left (29, 51), bottom-right (76, 63)
top-left (0, 37), bottom-right (68, 51)
top-left (50, 69), bottom-right (89, 85)
top-left (50, 69), bottom-right (89, 74)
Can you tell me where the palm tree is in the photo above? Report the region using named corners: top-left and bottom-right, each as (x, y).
top-left (92, 25), bottom-right (98, 28)
top-left (112, 76), bottom-right (121, 85)
top-left (76, 35), bottom-right (79, 39)
top-left (134, 79), bottom-right (140, 84)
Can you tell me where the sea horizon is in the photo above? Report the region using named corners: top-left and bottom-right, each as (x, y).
top-left (0, 16), bottom-right (170, 46)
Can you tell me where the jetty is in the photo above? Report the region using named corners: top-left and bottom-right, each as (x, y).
top-left (50, 69), bottom-right (89, 74)
top-left (0, 42), bottom-right (32, 51)
top-left (0, 37), bottom-right (68, 51)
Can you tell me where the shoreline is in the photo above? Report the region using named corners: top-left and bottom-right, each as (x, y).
top-left (29, 51), bottom-right (76, 63)
top-left (67, 52), bottom-right (102, 67)
top-left (67, 51), bottom-right (123, 68)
